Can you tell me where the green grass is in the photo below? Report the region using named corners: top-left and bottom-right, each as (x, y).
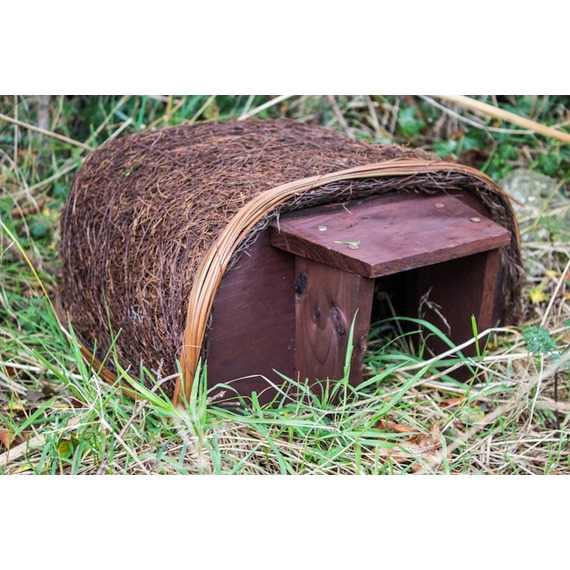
top-left (1, 95), bottom-right (569, 474)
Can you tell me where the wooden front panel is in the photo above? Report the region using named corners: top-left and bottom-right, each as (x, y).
top-left (205, 233), bottom-right (296, 406)
top-left (294, 257), bottom-right (375, 394)
top-left (204, 189), bottom-right (511, 406)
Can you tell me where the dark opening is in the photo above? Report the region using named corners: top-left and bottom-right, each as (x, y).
top-left (367, 269), bottom-right (421, 361)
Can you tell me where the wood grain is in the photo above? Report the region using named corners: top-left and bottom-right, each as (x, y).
top-left (205, 233), bottom-right (296, 406)
top-left (179, 158), bottom-right (521, 405)
top-left (203, 190), bottom-right (510, 404)
top-left (294, 257), bottom-right (374, 395)
top-left (269, 193), bottom-right (511, 278)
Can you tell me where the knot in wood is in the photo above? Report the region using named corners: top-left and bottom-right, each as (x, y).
top-left (329, 305), bottom-right (346, 337)
top-left (295, 272), bottom-right (308, 296)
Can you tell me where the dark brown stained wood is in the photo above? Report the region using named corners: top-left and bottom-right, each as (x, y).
top-left (205, 189), bottom-right (513, 405)
top-left (412, 249), bottom-right (502, 363)
top-left (205, 233), bottom-right (296, 406)
top-left (294, 257), bottom-right (374, 393)
top-left (445, 189), bottom-right (493, 218)
top-left (269, 193), bottom-right (511, 278)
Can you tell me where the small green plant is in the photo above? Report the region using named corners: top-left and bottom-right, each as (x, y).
top-left (397, 106), bottom-right (425, 139)
top-left (523, 325), bottom-right (558, 355)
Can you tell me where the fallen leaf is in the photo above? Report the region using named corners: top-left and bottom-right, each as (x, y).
top-left (0, 430), bottom-right (10, 448)
top-left (10, 465), bottom-right (32, 474)
top-left (57, 436), bottom-right (79, 458)
top-left (529, 286), bottom-right (547, 304)
top-left (374, 420), bottom-right (450, 472)
top-left (376, 418), bottom-right (417, 433)
top-left (440, 397), bottom-right (464, 408)
top-left (4, 366), bottom-right (18, 378)
top-left (10, 197), bottom-right (47, 218)
top-left (0, 429), bottom-right (30, 450)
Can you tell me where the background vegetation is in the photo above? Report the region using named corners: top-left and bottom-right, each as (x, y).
top-left (0, 95), bottom-right (568, 474)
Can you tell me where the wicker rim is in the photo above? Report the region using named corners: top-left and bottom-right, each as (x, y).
top-left (175, 158), bottom-right (521, 405)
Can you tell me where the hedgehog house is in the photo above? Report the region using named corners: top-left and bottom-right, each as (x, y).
top-left (59, 119), bottom-right (523, 406)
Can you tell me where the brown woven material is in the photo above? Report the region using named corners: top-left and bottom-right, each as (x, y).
top-left (59, 118), bottom-right (523, 399)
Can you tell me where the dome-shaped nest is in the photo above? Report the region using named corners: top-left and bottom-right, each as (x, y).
top-left (59, 118), bottom-right (523, 401)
